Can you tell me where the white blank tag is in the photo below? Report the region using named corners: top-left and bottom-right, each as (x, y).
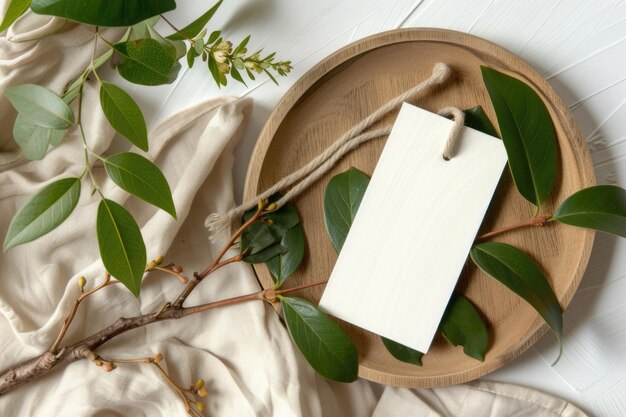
top-left (319, 103), bottom-right (507, 353)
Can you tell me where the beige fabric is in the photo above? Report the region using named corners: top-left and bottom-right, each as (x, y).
top-left (0, 11), bottom-right (590, 417)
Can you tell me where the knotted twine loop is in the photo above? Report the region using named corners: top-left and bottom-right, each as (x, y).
top-left (205, 62), bottom-right (465, 242)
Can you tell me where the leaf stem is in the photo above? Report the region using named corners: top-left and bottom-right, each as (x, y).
top-left (476, 214), bottom-right (552, 241)
top-left (172, 207), bottom-right (265, 308)
top-left (49, 273), bottom-right (117, 353)
top-left (160, 14), bottom-right (194, 42)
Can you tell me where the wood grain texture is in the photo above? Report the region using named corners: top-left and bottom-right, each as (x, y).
top-left (243, 28), bottom-right (595, 388)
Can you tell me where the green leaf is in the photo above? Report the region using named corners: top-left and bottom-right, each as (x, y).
top-left (0, 0), bottom-right (31, 32)
top-left (463, 106), bottom-right (498, 137)
top-left (97, 199), bottom-right (146, 296)
top-left (166, 0), bottom-right (223, 40)
top-left (207, 30), bottom-right (221, 44)
top-left (241, 194), bottom-right (300, 254)
top-left (145, 24), bottom-right (186, 60)
top-left (481, 66), bottom-right (557, 207)
top-left (30, 0), bottom-right (175, 26)
top-left (5, 84), bottom-right (74, 129)
top-left (186, 47), bottom-right (199, 68)
top-left (552, 185), bottom-right (626, 238)
top-left (281, 296), bottom-right (358, 382)
top-left (323, 167), bottom-right (370, 253)
top-left (230, 65), bottom-right (246, 86)
top-left (381, 337), bottom-right (423, 366)
top-left (243, 242), bottom-right (287, 264)
top-left (13, 114), bottom-right (64, 160)
top-left (4, 177), bottom-right (80, 250)
top-left (266, 224), bottom-right (306, 287)
top-left (440, 293), bottom-right (489, 361)
top-left (470, 242), bottom-right (563, 361)
top-left (99, 82), bottom-right (148, 151)
top-left (104, 152), bottom-right (176, 218)
top-left (114, 39), bottom-right (181, 86)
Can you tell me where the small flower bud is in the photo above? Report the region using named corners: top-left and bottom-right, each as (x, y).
top-left (197, 387), bottom-right (208, 398)
top-left (94, 359), bottom-right (102, 367)
top-left (257, 200), bottom-right (264, 211)
top-left (195, 402), bottom-right (205, 412)
top-left (153, 353), bottom-right (163, 363)
top-left (195, 378), bottom-right (205, 389)
top-left (172, 265), bottom-right (183, 273)
top-left (154, 255), bottom-right (164, 265)
top-left (101, 361), bottom-right (114, 372)
top-left (266, 202), bottom-right (277, 211)
top-left (78, 276), bottom-right (87, 291)
top-left (266, 219), bottom-right (274, 225)
top-left (147, 260), bottom-right (157, 270)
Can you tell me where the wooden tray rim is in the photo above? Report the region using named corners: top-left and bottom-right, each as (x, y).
top-left (243, 28), bottom-right (596, 387)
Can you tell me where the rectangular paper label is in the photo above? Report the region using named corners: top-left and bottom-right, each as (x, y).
top-left (319, 103), bottom-right (507, 353)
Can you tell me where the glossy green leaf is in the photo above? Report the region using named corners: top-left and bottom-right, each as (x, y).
top-left (440, 293), bottom-right (489, 361)
top-left (114, 39), bottom-right (181, 86)
top-left (243, 242), bottom-right (287, 264)
top-left (30, 0), bottom-right (175, 26)
top-left (13, 114), bottom-right (64, 160)
top-left (381, 337), bottom-right (423, 366)
top-left (552, 185), bottom-right (626, 238)
top-left (104, 152), bottom-right (176, 218)
top-left (281, 296), bottom-right (358, 382)
top-left (5, 84), bottom-right (73, 129)
top-left (0, 0), bottom-right (31, 32)
top-left (463, 106), bottom-right (498, 137)
top-left (470, 242), bottom-right (562, 361)
top-left (324, 167), bottom-right (370, 253)
top-left (97, 199), bottom-right (146, 296)
top-left (166, 0), bottom-right (223, 40)
top-left (99, 82), bottom-right (148, 151)
top-left (241, 194), bottom-right (300, 255)
top-left (266, 224), bottom-right (306, 287)
top-left (4, 177), bottom-right (80, 250)
top-left (481, 66), bottom-right (557, 207)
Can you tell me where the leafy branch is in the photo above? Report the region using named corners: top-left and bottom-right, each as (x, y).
top-left (3, 0), bottom-right (292, 295)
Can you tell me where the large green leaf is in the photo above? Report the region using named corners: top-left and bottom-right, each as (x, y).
top-left (324, 167), bottom-right (370, 253)
top-left (552, 185), bottom-right (626, 238)
top-left (266, 223), bottom-right (306, 288)
top-left (481, 66), bottom-right (557, 207)
top-left (463, 105), bottom-right (498, 138)
top-left (166, 0), bottom-right (223, 41)
top-left (13, 114), bottom-right (64, 160)
top-left (99, 82), bottom-right (148, 151)
top-left (0, 0), bottom-right (30, 31)
top-left (470, 242), bottom-right (562, 359)
top-left (104, 152), bottom-right (176, 219)
top-left (114, 39), bottom-right (181, 86)
top-left (281, 296), bottom-right (358, 382)
top-left (97, 199), bottom-right (146, 296)
top-left (4, 177), bottom-right (80, 251)
top-left (439, 293), bottom-right (489, 361)
top-left (5, 84), bottom-right (73, 129)
top-left (381, 337), bottom-right (423, 367)
top-left (30, 0), bottom-right (175, 26)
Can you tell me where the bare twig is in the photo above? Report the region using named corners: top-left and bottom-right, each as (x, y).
top-left (49, 273), bottom-right (117, 353)
top-left (475, 214), bottom-right (552, 242)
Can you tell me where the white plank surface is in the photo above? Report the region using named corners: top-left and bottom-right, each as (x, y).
top-left (319, 104), bottom-right (506, 353)
top-left (117, 1), bottom-right (626, 415)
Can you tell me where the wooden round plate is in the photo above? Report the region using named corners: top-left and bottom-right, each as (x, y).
top-left (243, 29), bottom-right (595, 387)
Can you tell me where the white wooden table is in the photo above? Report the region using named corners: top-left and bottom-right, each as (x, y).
top-left (119, 1), bottom-right (626, 415)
